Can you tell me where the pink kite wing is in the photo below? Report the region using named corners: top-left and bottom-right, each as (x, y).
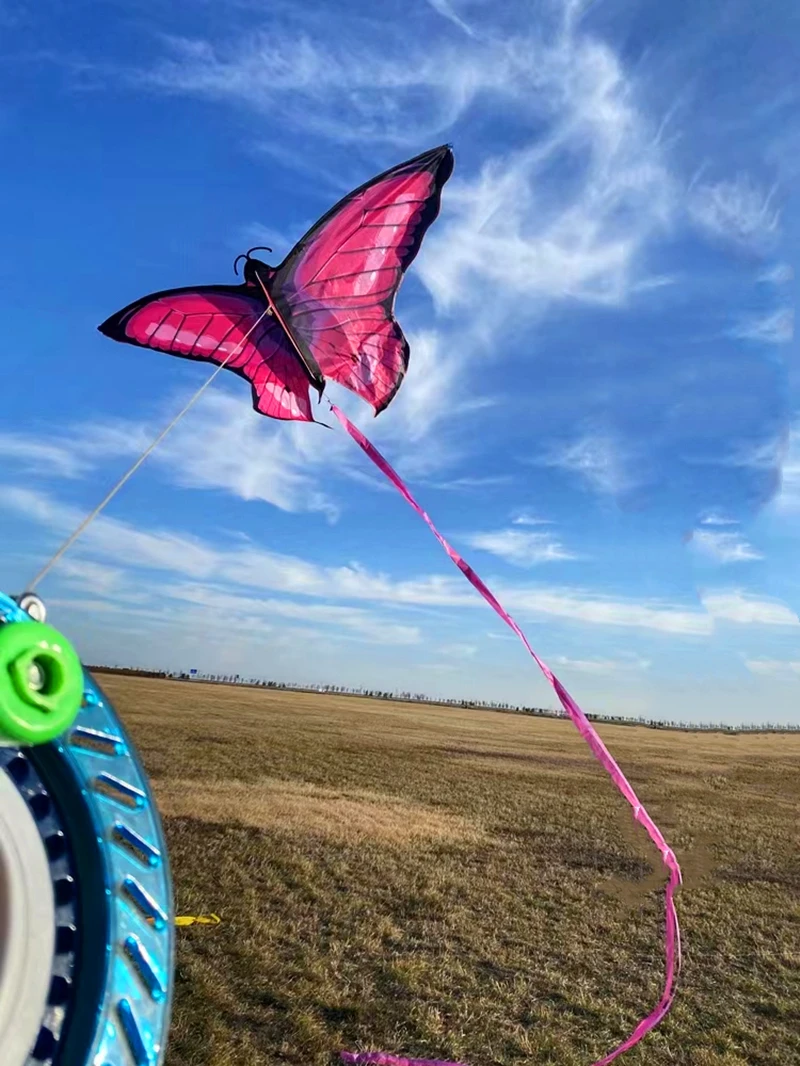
top-left (271, 145), bottom-right (454, 414)
top-left (98, 287), bottom-right (314, 422)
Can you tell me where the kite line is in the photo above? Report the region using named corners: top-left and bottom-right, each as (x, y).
top-left (27, 308), bottom-right (272, 592)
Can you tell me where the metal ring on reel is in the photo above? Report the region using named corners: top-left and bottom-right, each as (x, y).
top-left (0, 590), bottom-right (175, 1066)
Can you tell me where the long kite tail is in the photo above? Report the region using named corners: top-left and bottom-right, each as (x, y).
top-left (331, 404), bottom-right (682, 1066)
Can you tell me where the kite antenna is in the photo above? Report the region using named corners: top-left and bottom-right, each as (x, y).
top-left (233, 246), bottom-right (273, 276)
top-left (26, 307), bottom-right (272, 592)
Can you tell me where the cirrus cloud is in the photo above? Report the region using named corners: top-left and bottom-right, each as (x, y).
top-left (464, 527), bottom-right (578, 567)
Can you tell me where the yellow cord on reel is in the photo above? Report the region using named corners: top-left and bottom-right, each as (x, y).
top-left (147, 914), bottom-right (221, 928)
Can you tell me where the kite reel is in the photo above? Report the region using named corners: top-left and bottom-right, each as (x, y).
top-left (0, 590), bottom-right (174, 1066)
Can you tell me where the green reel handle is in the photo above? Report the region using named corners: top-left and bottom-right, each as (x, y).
top-left (0, 622), bottom-right (84, 746)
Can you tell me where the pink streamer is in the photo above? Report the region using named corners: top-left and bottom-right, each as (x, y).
top-left (341, 1057), bottom-right (468, 1066)
top-left (331, 404), bottom-right (682, 1066)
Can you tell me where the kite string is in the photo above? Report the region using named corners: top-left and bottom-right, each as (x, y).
top-left (330, 403), bottom-right (682, 1066)
top-left (27, 309), bottom-right (272, 593)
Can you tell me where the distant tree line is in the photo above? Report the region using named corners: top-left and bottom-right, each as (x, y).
top-left (85, 664), bottom-right (800, 735)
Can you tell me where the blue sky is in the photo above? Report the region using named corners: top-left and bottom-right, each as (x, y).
top-left (0, 0), bottom-right (797, 724)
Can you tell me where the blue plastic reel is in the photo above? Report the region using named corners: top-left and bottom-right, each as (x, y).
top-left (0, 590), bottom-right (174, 1066)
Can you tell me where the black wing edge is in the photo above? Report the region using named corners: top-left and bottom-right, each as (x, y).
top-left (373, 332), bottom-right (411, 417)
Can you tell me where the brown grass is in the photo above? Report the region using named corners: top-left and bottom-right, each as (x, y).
top-left (155, 777), bottom-right (484, 846)
top-left (102, 675), bottom-right (800, 1066)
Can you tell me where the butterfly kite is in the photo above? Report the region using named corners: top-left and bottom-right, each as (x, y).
top-left (99, 146), bottom-right (454, 421)
top-left (99, 145), bottom-right (681, 1066)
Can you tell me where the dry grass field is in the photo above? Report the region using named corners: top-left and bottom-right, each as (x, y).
top-left (101, 674), bottom-right (800, 1066)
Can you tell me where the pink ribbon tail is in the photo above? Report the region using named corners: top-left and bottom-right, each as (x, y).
top-left (341, 1056), bottom-right (469, 1066)
top-left (331, 404), bottom-right (682, 1066)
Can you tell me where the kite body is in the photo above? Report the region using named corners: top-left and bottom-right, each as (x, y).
top-left (99, 145), bottom-right (454, 420)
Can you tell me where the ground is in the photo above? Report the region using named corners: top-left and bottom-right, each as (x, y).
top-left (102, 675), bottom-right (800, 1066)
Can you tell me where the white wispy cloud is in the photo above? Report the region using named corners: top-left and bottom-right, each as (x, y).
top-left (698, 430), bottom-right (788, 509)
top-left (13, 482), bottom-right (800, 644)
top-left (57, 558), bottom-right (131, 598)
top-left (701, 590), bottom-right (798, 627)
top-left (698, 511), bottom-right (738, 526)
top-left (3, 483), bottom-right (725, 636)
top-left (536, 433), bottom-right (640, 497)
top-left (417, 33), bottom-right (674, 316)
top-left (770, 422), bottom-right (800, 514)
top-left (156, 391), bottom-right (342, 520)
top-left (439, 642), bottom-right (478, 658)
top-left (380, 330), bottom-right (461, 448)
top-left (506, 587), bottom-right (713, 635)
top-left (744, 658), bottom-right (800, 678)
top-left (758, 262), bottom-right (793, 285)
top-left (159, 583), bottom-right (422, 646)
top-left (688, 529), bottom-right (763, 564)
top-left (0, 433), bottom-right (90, 479)
top-left (423, 0), bottom-right (476, 37)
top-left (688, 173), bottom-right (780, 251)
top-left (511, 511), bottom-right (553, 526)
top-left (732, 308), bottom-right (794, 345)
top-left (464, 527), bottom-right (578, 566)
top-left (552, 655), bottom-right (650, 675)
top-left (5, 485), bottom-right (222, 577)
top-left (425, 475), bottom-right (513, 492)
top-left (136, 30), bottom-right (508, 147)
top-left (0, 334), bottom-right (471, 513)
top-left (5, 488), bottom-right (421, 647)
top-left (131, 6), bottom-right (674, 327)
